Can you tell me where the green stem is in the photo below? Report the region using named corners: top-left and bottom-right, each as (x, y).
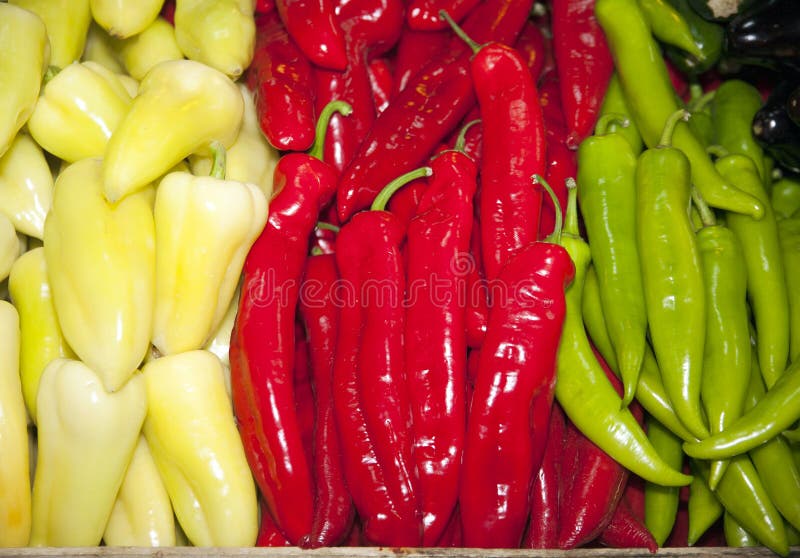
top-left (309, 100), bottom-right (353, 161)
top-left (454, 119), bottom-right (481, 153)
top-left (689, 90), bottom-right (716, 113)
top-left (706, 145), bottom-right (730, 159)
top-left (534, 174), bottom-right (564, 245)
top-left (43, 65), bottom-right (61, 85)
top-left (657, 109), bottom-right (690, 148)
top-left (370, 166), bottom-right (433, 212)
top-left (563, 177), bottom-right (579, 237)
top-left (595, 113), bottom-right (630, 136)
top-left (691, 186), bottom-right (717, 228)
top-left (209, 141), bottom-right (227, 179)
top-left (439, 10), bottom-right (483, 54)
top-left (316, 221), bottom-right (340, 233)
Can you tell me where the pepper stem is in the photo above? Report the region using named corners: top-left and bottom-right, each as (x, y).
top-left (43, 65), bottom-right (61, 85)
top-left (309, 100), bottom-right (353, 161)
top-left (594, 113), bottom-right (630, 137)
top-left (454, 119), bottom-right (481, 153)
top-left (370, 166), bottom-right (433, 212)
top-left (657, 109), bottom-right (690, 148)
top-left (691, 187), bottom-right (717, 228)
top-left (689, 89), bottom-right (716, 113)
top-left (209, 141), bottom-right (227, 179)
top-left (316, 221), bottom-right (340, 233)
top-left (706, 145), bottom-right (730, 159)
top-left (534, 174), bottom-right (564, 245)
top-left (439, 10), bottom-right (483, 54)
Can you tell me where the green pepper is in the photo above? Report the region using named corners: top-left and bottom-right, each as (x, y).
top-left (778, 217), bottom-right (800, 362)
top-left (577, 117), bottom-right (647, 408)
top-left (724, 512), bottom-right (760, 548)
top-left (771, 176), bottom-right (800, 220)
top-left (638, 0), bottom-right (703, 58)
top-left (664, 0), bottom-right (724, 75)
top-left (636, 109), bottom-right (709, 440)
top-left (598, 73), bottom-right (644, 154)
top-left (644, 417), bottom-right (683, 545)
top-left (686, 84), bottom-right (715, 149)
top-left (687, 461), bottom-right (723, 546)
top-left (720, 154), bottom-right (790, 388)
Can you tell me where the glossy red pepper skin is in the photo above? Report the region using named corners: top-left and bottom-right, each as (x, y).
top-left (298, 253), bottom-right (356, 548)
top-left (333, 211), bottom-right (421, 546)
top-left (515, 19), bottom-right (549, 83)
top-left (336, 0), bottom-right (404, 56)
top-left (405, 151), bottom-right (477, 545)
top-left (247, 12), bottom-right (317, 152)
top-left (406, 0), bottom-right (480, 30)
top-left (230, 153), bottom-right (337, 545)
top-left (459, 241), bottom-right (575, 548)
top-left (275, 0), bottom-right (349, 70)
top-left (392, 26), bottom-right (451, 96)
top-left (464, 207), bottom-right (488, 349)
top-left (294, 332), bottom-right (314, 465)
top-left (386, 177), bottom-right (427, 234)
top-left (256, 0), bottom-right (276, 13)
top-left (256, 500), bottom-right (293, 547)
top-left (336, 0), bottom-right (533, 220)
top-left (550, 0), bottom-right (615, 148)
top-left (474, 42), bottom-right (547, 281)
top-left (598, 496), bottom-right (659, 553)
top-left (368, 57), bottom-right (394, 114)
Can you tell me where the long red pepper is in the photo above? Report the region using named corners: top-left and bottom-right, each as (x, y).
top-left (336, 0), bottom-right (534, 220)
top-left (230, 103), bottom-right (347, 545)
top-left (368, 57), bottom-right (394, 114)
top-left (298, 253), bottom-right (356, 548)
top-left (275, 0), bottom-right (348, 70)
top-left (256, 500), bottom-right (293, 547)
top-left (392, 26), bottom-right (451, 96)
top-left (598, 496), bottom-right (659, 553)
top-left (406, 0), bottom-right (480, 30)
top-left (550, 0), bottom-right (615, 148)
top-left (514, 19), bottom-right (549, 84)
top-left (294, 330), bottom-right (315, 466)
top-left (405, 149), bottom-right (477, 545)
top-left (247, 12), bottom-right (317, 152)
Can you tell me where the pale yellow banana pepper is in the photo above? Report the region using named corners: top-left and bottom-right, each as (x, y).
top-left (27, 61), bottom-right (133, 163)
top-left (175, 0), bottom-right (256, 79)
top-left (0, 133), bottom-right (53, 240)
top-left (91, 0), bottom-right (165, 39)
top-left (0, 213), bottom-right (22, 282)
top-left (82, 20), bottom-right (125, 74)
top-left (0, 3), bottom-right (50, 159)
top-left (8, 247), bottom-right (76, 423)
top-left (0, 301), bottom-right (31, 547)
top-left (143, 350), bottom-right (258, 546)
top-left (113, 16), bottom-right (184, 81)
top-left (9, 0), bottom-right (91, 69)
top-left (204, 283), bottom-right (240, 399)
top-left (103, 58), bottom-right (244, 203)
top-left (44, 158), bottom-right (155, 393)
top-left (29, 359), bottom-right (146, 546)
top-left (103, 435), bottom-right (176, 547)
top-left (191, 84), bottom-right (278, 202)
top-left (152, 148), bottom-right (267, 356)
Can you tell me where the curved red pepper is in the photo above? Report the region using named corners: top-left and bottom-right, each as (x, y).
top-left (230, 153), bottom-right (337, 545)
top-left (368, 57), bottom-right (393, 114)
top-left (333, 210), bottom-right (421, 546)
top-left (386, 177), bottom-right (427, 235)
top-left (275, 0), bottom-right (348, 70)
top-left (247, 12), bottom-right (317, 152)
top-left (256, 500), bottom-right (293, 547)
top-left (392, 26), bottom-right (451, 96)
top-left (459, 241), bottom-right (575, 548)
top-left (598, 496), bottom-right (659, 553)
top-left (294, 330), bottom-right (314, 466)
top-left (464, 208), bottom-right (488, 349)
top-left (550, 0), bottom-right (614, 148)
top-left (514, 19), bottom-right (549, 83)
top-left (298, 253), bottom-right (356, 548)
top-left (406, 0), bottom-right (480, 30)
top-left (256, 0), bottom-right (276, 13)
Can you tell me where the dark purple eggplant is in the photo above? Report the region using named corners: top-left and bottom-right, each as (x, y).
top-left (725, 0), bottom-right (800, 74)
top-left (752, 80), bottom-right (800, 173)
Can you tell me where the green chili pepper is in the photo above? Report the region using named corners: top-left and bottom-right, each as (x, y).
top-left (598, 73), bottom-right (644, 154)
top-left (686, 84), bottom-right (715, 149)
top-left (711, 79), bottom-right (768, 183)
top-left (596, 0), bottom-right (763, 219)
top-left (724, 512), bottom-right (760, 548)
top-left (582, 265), bottom-right (620, 371)
top-left (720, 154), bottom-right (789, 388)
top-left (636, 109), bottom-right (709, 440)
top-left (637, 0), bottom-right (703, 59)
top-left (577, 117), bottom-right (646, 408)
top-left (644, 417), bottom-right (683, 545)
top-left (664, 0), bottom-right (724, 75)
top-left (687, 461), bottom-right (723, 546)
top-left (778, 217), bottom-right (800, 363)
top-left (554, 178), bottom-right (692, 488)
top-left (787, 523), bottom-right (800, 546)
top-left (771, 176), bottom-right (800, 220)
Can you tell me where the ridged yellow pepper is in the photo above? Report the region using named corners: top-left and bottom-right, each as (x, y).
top-left (143, 350), bottom-right (258, 546)
top-left (0, 133), bottom-right (53, 240)
top-left (91, 0), bottom-right (164, 39)
top-left (0, 213), bottom-right (22, 282)
top-left (0, 301), bottom-right (31, 547)
top-left (174, 0), bottom-right (255, 78)
top-left (27, 61), bottom-right (133, 163)
top-left (113, 16), bottom-right (184, 81)
top-left (103, 435), bottom-right (176, 547)
top-left (103, 59), bottom-right (244, 203)
top-left (81, 20), bottom-right (125, 74)
top-left (29, 359), bottom-right (146, 546)
top-left (44, 158), bottom-right (155, 393)
top-left (9, 0), bottom-right (91, 69)
top-left (0, 3), bottom-right (50, 159)
top-left (151, 153), bottom-right (267, 355)
top-left (8, 247), bottom-right (76, 424)
top-left (191, 84), bottom-right (278, 202)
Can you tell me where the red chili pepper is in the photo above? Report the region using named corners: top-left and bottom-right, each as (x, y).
top-left (464, 210), bottom-right (488, 349)
top-left (436, 506), bottom-right (464, 547)
top-left (256, 0), bottom-right (276, 13)
top-left (336, 0), bottom-right (404, 56)
top-left (298, 253), bottom-right (356, 548)
top-left (294, 328), bottom-right (314, 465)
top-left (406, 0), bottom-right (480, 30)
top-left (160, 0), bottom-right (175, 24)
top-left (523, 402), bottom-right (566, 549)
top-left (623, 475), bottom-right (648, 523)
top-left (386, 177), bottom-right (427, 234)
top-left (392, 26), bottom-right (451, 96)
top-left (247, 12), bottom-right (317, 152)
top-left (275, 0), bottom-right (348, 70)
top-left (368, 57), bottom-right (394, 114)
top-left (466, 347), bottom-right (480, 405)
top-left (598, 496), bottom-right (659, 553)
top-left (514, 19), bottom-right (549, 83)
top-left (256, 500), bottom-right (293, 547)
top-left (336, 0), bottom-right (534, 220)
top-left (550, 0), bottom-right (615, 148)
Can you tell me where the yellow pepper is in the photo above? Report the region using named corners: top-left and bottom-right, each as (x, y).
top-left (29, 359), bottom-right (146, 546)
top-left (91, 0), bottom-right (164, 39)
top-left (44, 158), bottom-right (155, 393)
top-left (191, 84), bottom-right (279, 202)
top-left (81, 20), bottom-right (125, 74)
top-left (204, 283), bottom-right (240, 399)
top-left (143, 350), bottom-right (258, 546)
top-left (0, 3), bottom-right (50, 159)
top-left (27, 61), bottom-right (133, 163)
top-left (0, 213), bottom-right (22, 282)
top-left (113, 16), bottom-right (184, 81)
top-left (103, 58), bottom-right (244, 203)
top-left (103, 435), bottom-right (176, 547)
top-left (0, 301), bottom-right (31, 547)
top-left (175, 0), bottom-right (255, 79)
top-left (8, 247), bottom-right (76, 424)
top-left (9, 0), bottom-right (91, 69)
top-left (0, 133), bottom-right (53, 240)
top-left (152, 148), bottom-right (267, 356)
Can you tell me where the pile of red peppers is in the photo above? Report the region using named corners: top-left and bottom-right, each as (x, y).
top-left (228, 0), bottom-right (795, 552)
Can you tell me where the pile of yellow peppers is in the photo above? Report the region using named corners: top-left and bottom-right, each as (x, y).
top-left (0, 0), bottom-right (277, 547)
